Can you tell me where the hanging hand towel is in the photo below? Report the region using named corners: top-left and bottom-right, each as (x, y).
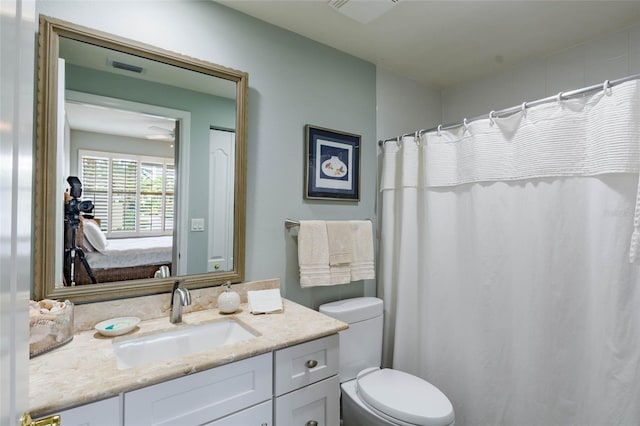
top-left (298, 220), bottom-right (331, 287)
top-left (350, 220), bottom-right (375, 281)
top-left (326, 221), bottom-right (353, 265)
top-left (330, 264), bottom-right (352, 285)
top-left (325, 220), bottom-right (353, 285)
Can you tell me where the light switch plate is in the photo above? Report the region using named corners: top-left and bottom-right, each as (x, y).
top-left (191, 218), bottom-right (205, 231)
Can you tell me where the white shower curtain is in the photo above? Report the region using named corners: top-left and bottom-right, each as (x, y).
top-left (379, 81), bottom-right (640, 426)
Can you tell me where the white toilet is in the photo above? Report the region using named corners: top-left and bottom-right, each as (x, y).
top-left (319, 297), bottom-right (455, 426)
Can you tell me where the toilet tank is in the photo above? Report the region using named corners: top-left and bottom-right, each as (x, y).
top-left (319, 297), bottom-right (383, 382)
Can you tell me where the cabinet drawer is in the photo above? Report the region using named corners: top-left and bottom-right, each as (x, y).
top-left (124, 352), bottom-right (272, 426)
top-left (274, 334), bottom-right (338, 396)
top-left (205, 400), bottom-right (272, 426)
top-left (40, 396), bottom-right (121, 426)
top-left (274, 375), bottom-right (340, 426)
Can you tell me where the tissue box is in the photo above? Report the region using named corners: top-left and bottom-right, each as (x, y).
top-left (29, 299), bottom-right (74, 358)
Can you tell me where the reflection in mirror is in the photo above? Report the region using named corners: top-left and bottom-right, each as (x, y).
top-left (61, 93), bottom-right (179, 287)
top-left (34, 16), bottom-right (248, 303)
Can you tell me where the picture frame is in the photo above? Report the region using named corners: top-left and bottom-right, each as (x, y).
top-left (305, 125), bottom-right (361, 201)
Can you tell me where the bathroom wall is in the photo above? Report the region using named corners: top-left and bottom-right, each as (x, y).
top-left (376, 67), bottom-right (442, 141)
top-left (37, 2), bottom-right (639, 311)
top-left (442, 23), bottom-right (640, 122)
top-left (36, 0), bottom-right (377, 308)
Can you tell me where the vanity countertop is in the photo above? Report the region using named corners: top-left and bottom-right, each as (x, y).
top-left (29, 298), bottom-right (348, 418)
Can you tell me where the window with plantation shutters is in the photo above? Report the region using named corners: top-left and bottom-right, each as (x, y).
top-left (79, 150), bottom-right (174, 237)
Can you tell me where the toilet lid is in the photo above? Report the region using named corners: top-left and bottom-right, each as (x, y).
top-left (356, 369), bottom-right (454, 426)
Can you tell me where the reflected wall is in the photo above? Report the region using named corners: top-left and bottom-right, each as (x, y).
top-left (65, 63), bottom-right (236, 276)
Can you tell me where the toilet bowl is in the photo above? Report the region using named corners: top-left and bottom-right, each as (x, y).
top-left (319, 297), bottom-right (454, 426)
top-left (342, 368), bottom-right (454, 426)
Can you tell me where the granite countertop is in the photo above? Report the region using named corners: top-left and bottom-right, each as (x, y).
top-left (29, 298), bottom-right (348, 418)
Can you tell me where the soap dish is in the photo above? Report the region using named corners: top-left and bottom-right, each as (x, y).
top-left (95, 317), bottom-right (140, 337)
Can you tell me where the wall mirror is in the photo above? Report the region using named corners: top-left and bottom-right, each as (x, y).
top-left (34, 15), bottom-right (247, 303)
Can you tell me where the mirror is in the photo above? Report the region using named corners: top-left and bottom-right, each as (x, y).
top-left (34, 15), bottom-right (248, 303)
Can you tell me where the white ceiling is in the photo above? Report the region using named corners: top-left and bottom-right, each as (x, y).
top-left (217, 0), bottom-right (640, 88)
top-left (65, 101), bottom-right (176, 142)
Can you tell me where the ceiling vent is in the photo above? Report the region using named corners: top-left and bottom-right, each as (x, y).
top-left (111, 60), bottom-right (144, 74)
top-left (328, 0), bottom-right (399, 24)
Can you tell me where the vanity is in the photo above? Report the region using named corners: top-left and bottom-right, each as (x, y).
top-left (30, 296), bottom-right (347, 425)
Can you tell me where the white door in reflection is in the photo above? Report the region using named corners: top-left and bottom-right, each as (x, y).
top-left (208, 128), bottom-right (235, 272)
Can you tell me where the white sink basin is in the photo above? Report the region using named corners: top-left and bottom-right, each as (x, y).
top-left (112, 319), bottom-right (258, 369)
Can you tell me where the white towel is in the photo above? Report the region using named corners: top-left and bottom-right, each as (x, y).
top-left (298, 220), bottom-right (331, 287)
top-left (350, 220), bottom-right (375, 281)
top-left (247, 289), bottom-right (283, 314)
top-left (326, 221), bottom-right (354, 285)
top-left (326, 221), bottom-right (353, 265)
top-left (330, 264), bottom-right (352, 285)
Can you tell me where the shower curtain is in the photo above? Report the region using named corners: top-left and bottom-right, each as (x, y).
top-left (379, 81), bottom-right (640, 426)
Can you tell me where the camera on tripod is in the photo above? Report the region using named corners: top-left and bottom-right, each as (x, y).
top-left (64, 176), bottom-right (97, 285)
top-left (65, 176), bottom-right (94, 222)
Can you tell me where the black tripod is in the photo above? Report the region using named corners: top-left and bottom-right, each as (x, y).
top-left (64, 214), bottom-right (97, 286)
top-left (63, 176), bottom-right (98, 286)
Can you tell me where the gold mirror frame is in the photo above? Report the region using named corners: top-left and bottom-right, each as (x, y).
top-left (34, 15), bottom-right (247, 303)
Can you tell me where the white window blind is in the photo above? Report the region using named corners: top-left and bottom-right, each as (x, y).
top-left (79, 150), bottom-right (174, 237)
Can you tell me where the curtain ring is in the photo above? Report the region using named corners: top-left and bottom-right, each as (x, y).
top-left (556, 92), bottom-right (564, 103)
top-left (603, 79), bottom-right (612, 96)
top-left (437, 124), bottom-right (442, 137)
top-left (418, 129), bottom-right (427, 145)
top-left (488, 110), bottom-right (496, 126)
top-left (521, 101), bottom-right (528, 116)
top-left (395, 136), bottom-right (400, 147)
top-left (414, 130), bottom-right (421, 145)
top-left (463, 118), bottom-right (469, 133)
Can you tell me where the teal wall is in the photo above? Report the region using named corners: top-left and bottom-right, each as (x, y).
top-left (37, 0), bottom-right (378, 309)
top-left (69, 130), bottom-right (174, 170)
top-left (66, 63), bottom-right (235, 274)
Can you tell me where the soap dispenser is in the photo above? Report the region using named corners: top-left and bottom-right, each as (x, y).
top-left (217, 281), bottom-right (240, 314)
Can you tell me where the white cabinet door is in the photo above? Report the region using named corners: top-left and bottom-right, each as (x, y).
top-left (42, 396), bottom-right (122, 426)
top-left (274, 376), bottom-right (340, 426)
top-left (124, 353), bottom-right (272, 426)
top-left (205, 400), bottom-right (272, 426)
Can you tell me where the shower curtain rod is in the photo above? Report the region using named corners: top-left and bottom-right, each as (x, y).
top-left (378, 73), bottom-right (640, 147)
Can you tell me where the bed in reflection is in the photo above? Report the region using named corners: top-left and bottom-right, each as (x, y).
top-left (64, 219), bottom-right (173, 285)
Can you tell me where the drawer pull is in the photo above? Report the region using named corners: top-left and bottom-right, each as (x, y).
top-left (305, 359), bottom-right (318, 368)
top-left (305, 421), bottom-right (318, 426)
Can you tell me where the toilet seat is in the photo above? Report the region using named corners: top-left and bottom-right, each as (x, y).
top-left (355, 368), bottom-right (454, 426)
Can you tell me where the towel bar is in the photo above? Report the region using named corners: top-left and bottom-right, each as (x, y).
top-left (284, 218), bottom-right (372, 229)
top-left (284, 219), bottom-right (300, 229)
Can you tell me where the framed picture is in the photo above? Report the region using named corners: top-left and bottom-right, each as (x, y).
top-left (305, 125), bottom-right (360, 201)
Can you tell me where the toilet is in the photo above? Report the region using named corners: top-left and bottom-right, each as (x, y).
top-left (319, 297), bottom-right (455, 426)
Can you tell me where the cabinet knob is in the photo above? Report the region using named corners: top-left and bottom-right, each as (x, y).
top-left (305, 359), bottom-right (318, 368)
top-left (261, 423), bottom-right (268, 426)
top-left (305, 421), bottom-right (318, 426)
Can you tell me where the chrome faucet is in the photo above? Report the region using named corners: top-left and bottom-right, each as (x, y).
top-left (170, 280), bottom-right (191, 323)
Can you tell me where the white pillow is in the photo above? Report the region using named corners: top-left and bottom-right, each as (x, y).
top-left (83, 219), bottom-right (108, 253)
